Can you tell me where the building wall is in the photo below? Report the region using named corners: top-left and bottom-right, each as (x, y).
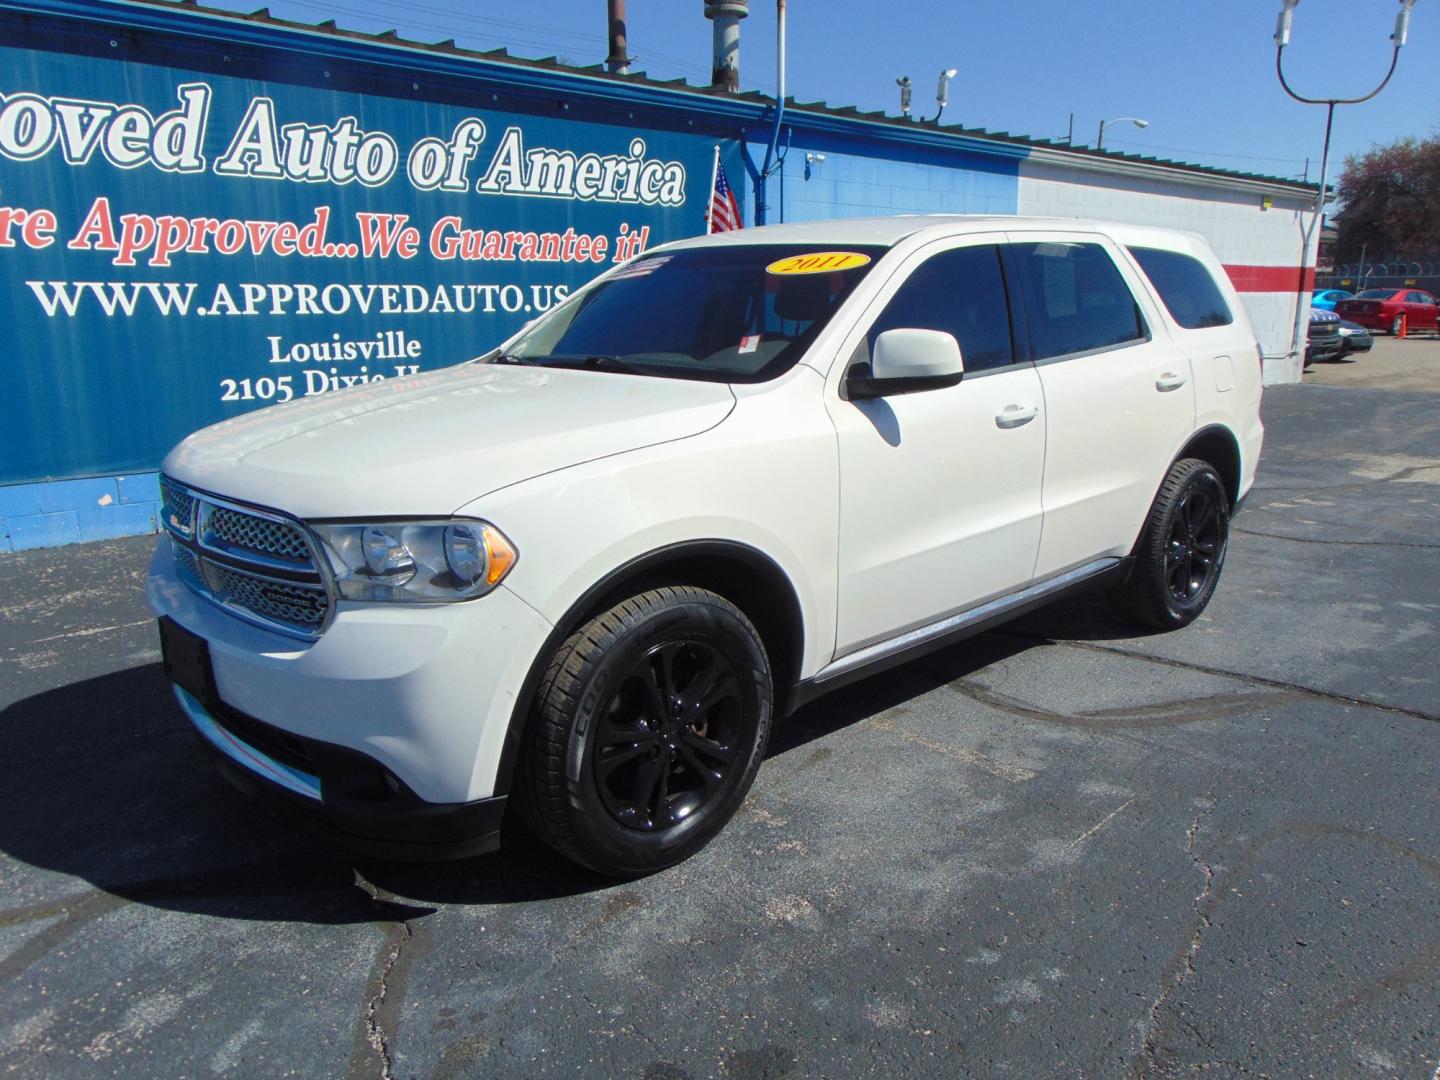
top-left (755, 136), bottom-right (1019, 223)
top-left (1018, 159), bottom-right (1315, 385)
top-left (0, 0), bottom-right (1315, 551)
top-left (0, 474), bottom-right (159, 554)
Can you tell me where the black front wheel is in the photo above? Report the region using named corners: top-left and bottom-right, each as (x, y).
top-left (1109, 458), bottom-right (1231, 630)
top-left (516, 586), bottom-right (772, 876)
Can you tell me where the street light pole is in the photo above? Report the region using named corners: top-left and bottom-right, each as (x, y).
top-left (1273, 0), bottom-right (1415, 377)
top-left (1096, 116), bottom-right (1148, 151)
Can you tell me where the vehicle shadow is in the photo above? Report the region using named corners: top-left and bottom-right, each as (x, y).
top-left (0, 593), bottom-right (1144, 919)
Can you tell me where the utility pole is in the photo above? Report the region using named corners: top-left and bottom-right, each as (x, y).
top-left (1273, 0), bottom-right (1415, 378)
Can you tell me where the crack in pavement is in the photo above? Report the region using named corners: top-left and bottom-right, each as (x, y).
top-left (1233, 525), bottom-right (1440, 550)
top-left (1134, 777), bottom-right (1222, 1077)
top-left (1253, 460), bottom-right (1440, 496)
top-left (363, 922), bottom-right (411, 1080)
top-left (347, 871), bottom-right (434, 1080)
top-left (995, 631), bottom-right (1440, 726)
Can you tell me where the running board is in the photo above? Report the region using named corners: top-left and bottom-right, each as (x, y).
top-left (787, 557), bottom-right (1123, 713)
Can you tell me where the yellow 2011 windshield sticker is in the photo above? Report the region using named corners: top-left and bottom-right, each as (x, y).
top-left (765, 251), bottom-right (872, 275)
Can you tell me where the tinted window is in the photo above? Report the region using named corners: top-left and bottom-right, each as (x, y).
top-left (1127, 247), bottom-right (1233, 330)
top-left (867, 245), bottom-right (1014, 372)
top-left (1354, 289), bottom-right (1395, 299)
top-left (1009, 242), bottom-right (1146, 360)
top-left (1405, 291), bottom-right (1427, 303)
top-left (506, 244), bottom-right (885, 382)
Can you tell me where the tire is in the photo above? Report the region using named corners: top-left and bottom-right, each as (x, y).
top-left (1391, 315), bottom-right (1404, 336)
top-left (1108, 458), bottom-right (1230, 631)
top-left (516, 586), bottom-right (772, 876)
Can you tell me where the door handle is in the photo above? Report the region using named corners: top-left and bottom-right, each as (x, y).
top-left (995, 402), bottom-right (1039, 428)
top-left (1155, 372), bottom-right (1188, 392)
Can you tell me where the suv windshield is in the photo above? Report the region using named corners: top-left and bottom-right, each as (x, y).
top-left (500, 244), bottom-right (887, 382)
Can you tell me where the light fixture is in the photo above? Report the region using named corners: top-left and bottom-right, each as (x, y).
top-left (922, 68), bottom-right (958, 123)
top-left (1096, 116), bottom-right (1149, 150)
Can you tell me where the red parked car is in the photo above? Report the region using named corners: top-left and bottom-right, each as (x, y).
top-left (1334, 288), bottom-right (1439, 335)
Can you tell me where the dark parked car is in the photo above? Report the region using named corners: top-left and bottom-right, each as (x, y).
top-left (1336, 319), bottom-right (1373, 358)
top-left (1334, 288), bottom-right (1439, 334)
top-left (1306, 306), bottom-right (1343, 368)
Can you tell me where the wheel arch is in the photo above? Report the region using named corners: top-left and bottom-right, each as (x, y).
top-left (490, 540), bottom-right (806, 798)
top-left (1177, 423), bottom-right (1242, 508)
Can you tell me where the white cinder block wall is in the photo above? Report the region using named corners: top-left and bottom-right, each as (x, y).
top-left (1018, 157), bottom-right (1315, 385)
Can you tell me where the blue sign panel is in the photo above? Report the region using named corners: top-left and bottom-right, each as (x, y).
top-left (0, 41), bottom-right (728, 484)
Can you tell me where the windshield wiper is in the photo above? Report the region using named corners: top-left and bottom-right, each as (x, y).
top-left (532, 354), bottom-right (648, 375)
top-left (489, 352), bottom-right (531, 365)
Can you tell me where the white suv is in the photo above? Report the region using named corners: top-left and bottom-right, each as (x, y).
top-left (148, 216), bottom-right (1264, 875)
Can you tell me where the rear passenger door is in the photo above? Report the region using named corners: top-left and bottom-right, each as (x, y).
top-left (1005, 233), bottom-right (1196, 580)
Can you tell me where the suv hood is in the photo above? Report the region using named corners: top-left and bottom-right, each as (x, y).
top-left (163, 363), bottom-right (736, 518)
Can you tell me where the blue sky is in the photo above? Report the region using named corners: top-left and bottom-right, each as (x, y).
top-left (205, 0), bottom-right (1438, 182)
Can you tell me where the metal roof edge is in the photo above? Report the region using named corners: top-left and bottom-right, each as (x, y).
top-left (1022, 144), bottom-right (1319, 198)
top-left (4, 0), bottom-right (1316, 193)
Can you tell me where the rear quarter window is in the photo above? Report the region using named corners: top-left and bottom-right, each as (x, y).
top-left (1128, 247), bottom-right (1234, 330)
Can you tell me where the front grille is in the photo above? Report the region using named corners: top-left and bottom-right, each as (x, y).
top-left (162, 478), bottom-right (331, 640)
top-left (161, 480), bottom-right (196, 536)
top-left (172, 541), bottom-right (203, 588)
top-left (208, 562), bottom-right (330, 628)
top-left (208, 505), bottom-right (311, 562)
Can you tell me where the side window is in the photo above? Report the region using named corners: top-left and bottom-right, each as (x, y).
top-left (867, 245), bottom-right (1014, 372)
top-left (1008, 241), bottom-right (1146, 361)
top-left (1128, 246), bottom-right (1234, 329)
top-left (1405, 291), bottom-right (1427, 303)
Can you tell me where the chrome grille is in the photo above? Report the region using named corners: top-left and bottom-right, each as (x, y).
top-left (160, 480), bottom-right (196, 536)
top-left (161, 478), bottom-right (330, 640)
top-left (207, 562), bottom-right (330, 628)
top-left (208, 506), bottom-right (311, 562)
top-left (172, 540), bottom-right (202, 588)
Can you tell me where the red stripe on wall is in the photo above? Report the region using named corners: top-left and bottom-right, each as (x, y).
top-left (1223, 264), bottom-right (1316, 294)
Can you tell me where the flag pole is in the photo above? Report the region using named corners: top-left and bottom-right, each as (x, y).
top-left (706, 144), bottom-right (720, 234)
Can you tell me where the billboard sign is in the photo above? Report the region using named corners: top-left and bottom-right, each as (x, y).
top-left (0, 41), bottom-right (724, 484)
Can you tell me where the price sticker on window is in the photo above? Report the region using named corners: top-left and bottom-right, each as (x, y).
top-left (765, 251), bottom-right (872, 275)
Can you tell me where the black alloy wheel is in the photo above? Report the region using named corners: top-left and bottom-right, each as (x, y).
top-left (1164, 482), bottom-right (1224, 606)
top-left (592, 640), bottom-right (748, 832)
top-left (517, 586), bottom-right (772, 876)
top-left (1108, 458), bottom-right (1231, 630)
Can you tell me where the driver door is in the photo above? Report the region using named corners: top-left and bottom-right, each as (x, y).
top-left (825, 237), bottom-right (1046, 657)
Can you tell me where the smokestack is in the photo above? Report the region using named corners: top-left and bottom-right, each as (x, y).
top-left (606, 0), bottom-right (629, 74)
top-left (705, 1), bottom-right (749, 91)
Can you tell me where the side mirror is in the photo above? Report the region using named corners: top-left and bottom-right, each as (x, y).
top-left (848, 328), bottom-right (965, 400)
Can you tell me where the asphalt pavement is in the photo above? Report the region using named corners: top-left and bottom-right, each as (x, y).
top-left (1, 373), bottom-right (1437, 1078)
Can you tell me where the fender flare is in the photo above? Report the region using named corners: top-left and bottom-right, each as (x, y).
top-left (490, 539), bottom-right (805, 797)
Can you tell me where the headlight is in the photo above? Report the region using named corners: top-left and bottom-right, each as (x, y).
top-left (309, 518), bottom-right (517, 602)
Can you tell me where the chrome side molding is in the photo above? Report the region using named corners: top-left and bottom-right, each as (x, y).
top-left (815, 557), bottom-right (1121, 684)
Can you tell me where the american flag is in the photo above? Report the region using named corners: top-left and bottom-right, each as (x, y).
top-left (708, 161), bottom-right (743, 233)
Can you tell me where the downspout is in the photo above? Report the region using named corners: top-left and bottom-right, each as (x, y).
top-left (754, 0), bottom-right (786, 224)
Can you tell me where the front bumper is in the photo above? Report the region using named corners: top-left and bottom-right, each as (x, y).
top-left (176, 686), bottom-right (509, 859)
top-left (147, 538), bottom-right (553, 813)
top-left (1338, 332), bottom-right (1374, 355)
